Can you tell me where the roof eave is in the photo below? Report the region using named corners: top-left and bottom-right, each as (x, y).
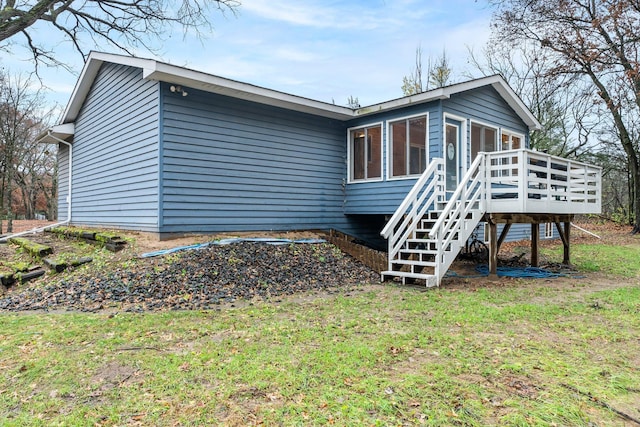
top-left (354, 89), bottom-right (450, 116)
top-left (143, 63), bottom-right (354, 120)
top-left (60, 53), bottom-right (541, 129)
top-left (37, 123), bottom-right (75, 144)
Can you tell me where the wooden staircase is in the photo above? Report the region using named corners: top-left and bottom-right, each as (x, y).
top-left (381, 155), bottom-right (486, 287)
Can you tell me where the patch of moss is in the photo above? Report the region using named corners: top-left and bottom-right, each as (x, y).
top-left (8, 237), bottom-right (53, 258)
top-left (4, 261), bottom-right (31, 272)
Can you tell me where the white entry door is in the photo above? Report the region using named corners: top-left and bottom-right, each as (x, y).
top-left (445, 121), bottom-right (461, 193)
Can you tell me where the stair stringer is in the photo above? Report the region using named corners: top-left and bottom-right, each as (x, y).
top-left (381, 154), bottom-right (487, 287)
top-left (430, 154), bottom-right (487, 285)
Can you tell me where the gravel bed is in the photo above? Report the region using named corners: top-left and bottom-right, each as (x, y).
top-left (0, 242), bottom-right (380, 312)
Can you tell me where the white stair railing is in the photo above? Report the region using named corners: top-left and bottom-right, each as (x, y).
top-left (380, 158), bottom-right (445, 263)
top-left (429, 154), bottom-right (487, 284)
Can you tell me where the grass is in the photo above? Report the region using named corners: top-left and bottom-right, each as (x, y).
top-left (1, 242), bottom-right (639, 425)
top-left (541, 239), bottom-right (640, 278)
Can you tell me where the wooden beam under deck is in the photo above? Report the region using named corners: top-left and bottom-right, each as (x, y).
top-left (554, 221), bottom-right (571, 265)
top-left (483, 213), bottom-right (574, 275)
top-left (531, 223), bottom-right (539, 267)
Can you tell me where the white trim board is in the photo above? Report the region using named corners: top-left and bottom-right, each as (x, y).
top-left (59, 51), bottom-right (542, 131)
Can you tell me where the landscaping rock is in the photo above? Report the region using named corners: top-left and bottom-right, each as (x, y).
top-left (0, 242), bottom-right (379, 312)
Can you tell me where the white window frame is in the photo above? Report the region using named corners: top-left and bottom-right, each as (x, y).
top-left (495, 128), bottom-right (526, 179)
top-left (347, 122), bottom-right (384, 184)
top-left (386, 112), bottom-right (429, 181)
top-left (470, 119), bottom-right (499, 159)
top-left (500, 128), bottom-right (525, 151)
top-left (545, 223), bottom-right (554, 239)
top-left (442, 113), bottom-right (468, 184)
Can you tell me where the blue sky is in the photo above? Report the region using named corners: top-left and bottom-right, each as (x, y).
top-left (4, 0), bottom-right (495, 112)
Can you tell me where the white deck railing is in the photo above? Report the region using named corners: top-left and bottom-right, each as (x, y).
top-left (380, 149), bottom-right (602, 285)
top-left (485, 149), bottom-right (601, 214)
top-left (380, 158), bottom-right (445, 260)
top-left (428, 154), bottom-right (486, 283)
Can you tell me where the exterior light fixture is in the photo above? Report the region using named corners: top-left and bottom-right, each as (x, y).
top-left (169, 85), bottom-right (188, 97)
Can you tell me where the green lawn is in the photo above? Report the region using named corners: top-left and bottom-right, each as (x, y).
top-left (1, 241), bottom-right (639, 426)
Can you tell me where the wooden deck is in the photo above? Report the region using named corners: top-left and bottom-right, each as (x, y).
top-left (381, 149), bottom-right (602, 286)
top-left (483, 149), bottom-right (601, 215)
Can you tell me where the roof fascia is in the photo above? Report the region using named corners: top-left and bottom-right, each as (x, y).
top-left (142, 62), bottom-right (354, 120)
top-left (37, 123), bottom-right (75, 144)
top-left (62, 52), bottom-right (158, 123)
top-left (61, 53), bottom-right (540, 130)
top-left (354, 75), bottom-right (542, 131)
top-left (487, 77), bottom-right (542, 131)
top-left (354, 88), bottom-right (450, 117)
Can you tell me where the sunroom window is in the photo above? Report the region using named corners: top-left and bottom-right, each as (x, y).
top-left (502, 129), bottom-right (524, 176)
top-left (470, 122), bottom-right (498, 159)
top-left (389, 115), bottom-right (427, 178)
top-left (349, 124), bottom-right (382, 182)
top-left (501, 130), bottom-right (523, 150)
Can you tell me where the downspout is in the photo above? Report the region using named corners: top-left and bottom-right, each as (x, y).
top-left (0, 132), bottom-right (72, 242)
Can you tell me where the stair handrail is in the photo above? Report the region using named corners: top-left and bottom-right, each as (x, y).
top-left (428, 153), bottom-right (486, 240)
top-left (380, 158), bottom-right (445, 239)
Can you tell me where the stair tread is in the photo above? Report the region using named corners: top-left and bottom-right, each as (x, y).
top-left (391, 259), bottom-right (437, 267)
top-left (381, 271), bottom-right (435, 279)
top-left (399, 248), bottom-right (438, 254)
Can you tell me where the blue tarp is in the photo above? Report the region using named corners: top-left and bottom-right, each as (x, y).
top-left (140, 237), bottom-right (326, 258)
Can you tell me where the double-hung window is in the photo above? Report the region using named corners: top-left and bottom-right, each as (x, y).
top-left (389, 114), bottom-right (428, 178)
top-left (348, 124), bottom-right (382, 182)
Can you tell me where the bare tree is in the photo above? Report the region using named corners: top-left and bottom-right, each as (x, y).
top-left (14, 137), bottom-right (56, 219)
top-left (0, 71), bottom-right (50, 233)
top-left (0, 0), bottom-right (238, 73)
top-left (467, 43), bottom-right (593, 159)
top-left (402, 45), bottom-right (424, 95)
top-left (346, 95), bottom-right (360, 109)
top-left (489, 0), bottom-right (640, 232)
top-left (402, 46), bottom-right (453, 95)
top-left (429, 49), bottom-right (451, 89)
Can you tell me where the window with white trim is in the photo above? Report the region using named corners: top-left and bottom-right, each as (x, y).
top-left (501, 130), bottom-right (523, 150)
top-left (545, 223), bottom-right (553, 238)
top-left (348, 124), bottom-right (382, 182)
top-left (471, 122), bottom-right (498, 159)
top-left (389, 115), bottom-right (428, 178)
top-left (502, 129), bottom-right (525, 176)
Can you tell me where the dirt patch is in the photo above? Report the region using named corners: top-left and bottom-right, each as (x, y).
top-left (0, 220), bottom-right (57, 235)
top-left (90, 361), bottom-right (141, 390)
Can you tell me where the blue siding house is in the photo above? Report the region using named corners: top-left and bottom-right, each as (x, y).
top-left (40, 52), bottom-right (602, 284)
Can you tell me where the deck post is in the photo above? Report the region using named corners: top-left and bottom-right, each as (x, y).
top-left (531, 223), bottom-right (539, 267)
top-left (563, 221), bottom-right (571, 264)
top-left (489, 220), bottom-right (498, 275)
top-left (554, 221), bottom-right (571, 265)
top-left (496, 223), bottom-right (512, 253)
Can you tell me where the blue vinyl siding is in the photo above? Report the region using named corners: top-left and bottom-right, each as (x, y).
top-left (443, 86), bottom-right (529, 167)
top-left (68, 63), bottom-right (159, 231)
top-left (159, 85), bottom-right (352, 234)
top-left (345, 86), bottom-right (529, 215)
top-left (57, 144), bottom-right (69, 221)
top-left (345, 103), bottom-right (440, 214)
top-left (478, 222), bottom-right (558, 242)
top-left (444, 86), bottom-right (527, 135)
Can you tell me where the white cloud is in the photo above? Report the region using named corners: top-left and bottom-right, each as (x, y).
top-left (4, 0), bottom-right (496, 111)
top-left (272, 47), bottom-right (321, 62)
top-left (239, 0), bottom-right (391, 30)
